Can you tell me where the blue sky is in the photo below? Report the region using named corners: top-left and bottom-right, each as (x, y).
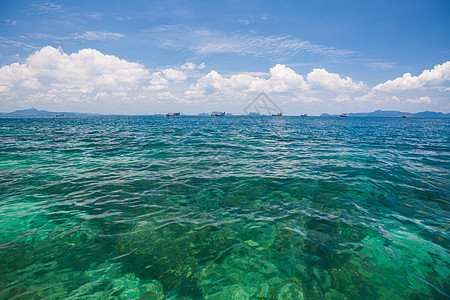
top-left (0, 0), bottom-right (449, 115)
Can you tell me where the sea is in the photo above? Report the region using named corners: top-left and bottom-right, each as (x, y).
top-left (0, 116), bottom-right (448, 299)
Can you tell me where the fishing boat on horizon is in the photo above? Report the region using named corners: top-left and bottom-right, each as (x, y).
top-left (301, 113), bottom-right (308, 117)
top-left (211, 112), bottom-right (225, 116)
top-left (166, 112), bottom-right (180, 117)
top-left (272, 112), bottom-right (282, 117)
top-left (340, 113), bottom-right (348, 117)
top-left (402, 114), bottom-right (407, 118)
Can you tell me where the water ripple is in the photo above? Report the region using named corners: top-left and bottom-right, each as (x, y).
top-left (0, 116), bottom-right (449, 299)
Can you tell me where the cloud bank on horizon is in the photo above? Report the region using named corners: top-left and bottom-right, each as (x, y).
top-left (0, 46), bottom-right (448, 114)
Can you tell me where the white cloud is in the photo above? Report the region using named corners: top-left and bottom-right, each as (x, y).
top-left (187, 71), bottom-right (258, 98)
top-left (291, 94), bottom-right (320, 103)
top-left (354, 91), bottom-right (375, 102)
top-left (180, 62), bottom-right (206, 70)
top-left (0, 62), bottom-right (37, 91)
top-left (186, 30), bottom-right (357, 57)
top-left (355, 92), bottom-right (404, 103)
top-left (183, 89), bottom-right (203, 99)
top-left (1, 47), bottom-right (447, 113)
top-left (180, 62), bottom-right (196, 71)
top-left (334, 94), bottom-right (352, 102)
top-left (405, 96), bottom-right (432, 104)
top-left (185, 64), bottom-right (363, 99)
top-left (355, 61), bottom-right (450, 105)
top-left (73, 31), bottom-right (125, 40)
top-left (156, 91), bottom-right (188, 103)
top-left (158, 91), bottom-right (176, 99)
top-left (150, 26), bottom-right (356, 60)
top-left (307, 68), bottom-right (366, 91)
top-left (186, 70), bottom-right (224, 96)
top-left (0, 37), bottom-right (37, 50)
top-left (373, 61), bottom-right (450, 92)
top-left (237, 71), bottom-right (269, 77)
top-left (162, 68), bottom-right (187, 81)
top-left (250, 64), bottom-right (307, 92)
top-left (144, 72), bottom-right (169, 90)
top-left (0, 46), bottom-right (149, 102)
top-left (94, 92), bottom-right (108, 100)
top-left (24, 31), bottom-right (124, 42)
top-left (0, 85), bottom-right (11, 92)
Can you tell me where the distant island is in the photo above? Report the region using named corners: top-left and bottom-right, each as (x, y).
top-left (320, 110), bottom-right (450, 118)
top-left (1, 108), bottom-right (449, 118)
top-left (0, 108), bottom-right (98, 117)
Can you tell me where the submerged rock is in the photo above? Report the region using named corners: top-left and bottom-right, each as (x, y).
top-left (268, 278), bottom-right (304, 300)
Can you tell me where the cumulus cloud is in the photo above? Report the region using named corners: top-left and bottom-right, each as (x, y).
top-left (94, 92), bottom-right (108, 100)
top-left (186, 64), bottom-right (303, 97)
top-left (144, 72), bottom-right (169, 90)
top-left (251, 64), bottom-right (307, 92)
top-left (373, 61), bottom-right (450, 92)
top-left (144, 61), bottom-right (207, 91)
top-left (156, 91), bottom-right (190, 103)
top-left (0, 46), bottom-right (447, 112)
top-left (186, 70), bottom-right (226, 96)
top-left (307, 68), bottom-right (366, 91)
top-left (0, 46), bottom-right (149, 102)
top-left (180, 62), bottom-right (196, 71)
top-left (162, 68), bottom-right (187, 81)
top-left (355, 61), bottom-right (450, 105)
top-left (0, 47), bottom-right (214, 107)
top-left (355, 92), bottom-right (403, 104)
top-left (0, 62), bottom-right (37, 90)
top-left (185, 64), bottom-right (363, 100)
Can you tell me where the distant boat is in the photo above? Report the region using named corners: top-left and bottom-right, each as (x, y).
top-left (166, 112), bottom-right (180, 117)
top-left (340, 113), bottom-right (348, 117)
top-left (402, 114), bottom-right (407, 118)
top-left (300, 113), bottom-right (308, 117)
top-left (55, 114), bottom-right (64, 117)
top-left (272, 112), bottom-right (282, 117)
top-left (211, 112), bottom-right (225, 116)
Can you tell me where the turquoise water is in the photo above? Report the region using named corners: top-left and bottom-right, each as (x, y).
top-left (0, 116), bottom-right (448, 299)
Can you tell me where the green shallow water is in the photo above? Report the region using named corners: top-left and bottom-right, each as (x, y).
top-left (0, 116), bottom-right (449, 299)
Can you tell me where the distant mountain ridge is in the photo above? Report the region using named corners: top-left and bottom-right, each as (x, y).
top-left (0, 108), bottom-right (98, 117)
top-left (320, 110), bottom-right (450, 118)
